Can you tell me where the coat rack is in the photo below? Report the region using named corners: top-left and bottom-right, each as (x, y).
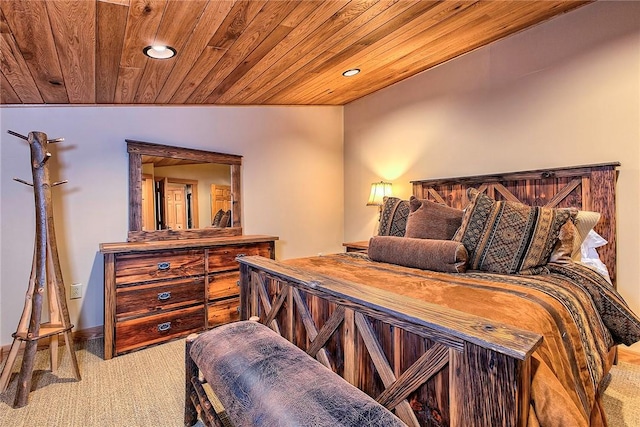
top-left (0, 130), bottom-right (81, 408)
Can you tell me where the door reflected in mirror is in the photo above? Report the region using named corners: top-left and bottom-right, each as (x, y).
top-left (141, 160), bottom-right (231, 231)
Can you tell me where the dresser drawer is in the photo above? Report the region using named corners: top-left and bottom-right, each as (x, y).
top-left (207, 243), bottom-right (272, 272)
top-left (208, 272), bottom-right (239, 300)
top-left (115, 305), bottom-right (204, 355)
top-left (115, 250), bottom-right (204, 285)
top-left (207, 297), bottom-right (240, 328)
top-left (116, 277), bottom-right (205, 320)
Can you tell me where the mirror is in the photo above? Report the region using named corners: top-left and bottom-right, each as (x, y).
top-left (127, 140), bottom-right (243, 242)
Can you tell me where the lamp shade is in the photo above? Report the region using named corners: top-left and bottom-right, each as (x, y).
top-left (366, 181), bottom-right (392, 206)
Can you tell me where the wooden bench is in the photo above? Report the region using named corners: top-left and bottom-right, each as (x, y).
top-left (184, 321), bottom-right (407, 427)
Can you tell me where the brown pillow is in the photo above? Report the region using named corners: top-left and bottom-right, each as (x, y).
top-left (404, 196), bottom-right (463, 240)
top-left (368, 236), bottom-right (468, 273)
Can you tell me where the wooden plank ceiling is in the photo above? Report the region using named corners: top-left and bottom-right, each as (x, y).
top-left (0, 0), bottom-right (590, 106)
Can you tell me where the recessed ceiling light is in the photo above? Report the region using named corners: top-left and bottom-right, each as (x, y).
top-left (342, 68), bottom-right (360, 77)
top-left (143, 45), bottom-right (176, 59)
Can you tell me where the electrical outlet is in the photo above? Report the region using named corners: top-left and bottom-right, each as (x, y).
top-left (70, 283), bottom-right (82, 299)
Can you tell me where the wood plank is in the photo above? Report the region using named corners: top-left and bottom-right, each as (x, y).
top-left (243, 0), bottom-right (425, 104)
top-left (0, 28), bottom-right (43, 104)
top-left (343, 307), bottom-right (357, 386)
top-left (0, 1), bottom-right (63, 103)
top-left (256, 272), bottom-right (281, 334)
top-left (134, 0), bottom-right (208, 103)
top-left (306, 305), bottom-right (345, 358)
top-left (204, 0), bottom-right (320, 104)
top-left (376, 343), bottom-right (449, 409)
top-left (46, 1), bottom-right (96, 103)
top-left (301, 1), bottom-right (521, 104)
top-left (155, 0), bottom-right (236, 103)
top-left (324, 1), bottom-right (587, 104)
top-left (213, 0), bottom-right (345, 104)
top-left (262, 284), bottom-right (288, 328)
top-left (188, 0), bottom-right (300, 104)
top-left (96, 0), bottom-right (128, 103)
top-left (239, 256), bottom-right (542, 360)
top-left (291, 287), bottom-right (331, 368)
top-left (115, 0), bottom-right (166, 103)
top-left (449, 343), bottom-right (529, 427)
top-left (0, 71), bottom-right (21, 103)
top-left (236, 0), bottom-right (384, 104)
top-left (269, 0), bottom-right (458, 104)
top-left (355, 312), bottom-right (420, 426)
top-left (169, 0), bottom-right (266, 103)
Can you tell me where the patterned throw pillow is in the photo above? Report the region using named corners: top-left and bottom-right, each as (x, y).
top-left (378, 197), bottom-right (410, 237)
top-left (454, 188), bottom-right (576, 274)
top-left (212, 209), bottom-right (225, 227)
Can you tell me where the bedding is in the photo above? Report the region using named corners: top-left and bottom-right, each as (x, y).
top-left (282, 252), bottom-right (640, 427)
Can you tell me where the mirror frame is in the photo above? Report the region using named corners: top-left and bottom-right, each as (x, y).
top-left (127, 139), bottom-right (243, 242)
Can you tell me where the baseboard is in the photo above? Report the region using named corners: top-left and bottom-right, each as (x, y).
top-left (1, 325), bottom-right (103, 364)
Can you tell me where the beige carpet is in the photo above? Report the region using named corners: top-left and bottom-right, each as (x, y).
top-left (1, 339), bottom-right (639, 426)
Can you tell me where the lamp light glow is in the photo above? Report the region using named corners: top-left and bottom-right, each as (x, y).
top-left (342, 68), bottom-right (360, 77)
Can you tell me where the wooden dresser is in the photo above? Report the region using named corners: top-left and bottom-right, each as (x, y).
top-left (100, 235), bottom-right (277, 359)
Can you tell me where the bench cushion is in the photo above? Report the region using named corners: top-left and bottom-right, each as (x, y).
top-left (190, 321), bottom-right (406, 427)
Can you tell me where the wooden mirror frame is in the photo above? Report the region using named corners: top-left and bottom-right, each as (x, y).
top-left (127, 139), bottom-right (243, 242)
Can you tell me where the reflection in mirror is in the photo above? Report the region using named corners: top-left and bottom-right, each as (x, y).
top-left (127, 140), bottom-right (243, 242)
top-left (141, 159), bottom-right (231, 231)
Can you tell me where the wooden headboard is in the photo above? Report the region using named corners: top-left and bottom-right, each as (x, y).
top-left (411, 162), bottom-right (620, 284)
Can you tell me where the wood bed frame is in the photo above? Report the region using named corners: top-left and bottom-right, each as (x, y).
top-left (228, 163), bottom-right (618, 426)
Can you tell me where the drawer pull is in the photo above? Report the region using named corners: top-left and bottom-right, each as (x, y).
top-left (157, 291), bottom-right (171, 301)
top-left (157, 322), bottom-right (171, 332)
top-left (157, 262), bottom-right (171, 271)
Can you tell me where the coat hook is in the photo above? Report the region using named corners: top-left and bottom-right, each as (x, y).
top-left (13, 178), bottom-right (33, 187)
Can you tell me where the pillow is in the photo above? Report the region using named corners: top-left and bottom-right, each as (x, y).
top-left (454, 188), bottom-right (576, 274)
top-left (405, 196), bottom-right (463, 240)
top-left (548, 210), bottom-right (601, 264)
top-left (212, 209), bottom-right (225, 227)
top-left (378, 197), bottom-right (410, 237)
top-left (368, 236), bottom-right (468, 273)
top-left (219, 210), bottom-right (231, 228)
top-left (549, 220), bottom-right (578, 264)
top-left (572, 210), bottom-right (601, 261)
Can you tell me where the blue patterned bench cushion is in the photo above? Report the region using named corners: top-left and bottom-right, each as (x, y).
top-left (190, 321), bottom-right (406, 427)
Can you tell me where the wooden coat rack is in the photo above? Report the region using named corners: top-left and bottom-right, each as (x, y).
top-left (0, 130), bottom-right (80, 408)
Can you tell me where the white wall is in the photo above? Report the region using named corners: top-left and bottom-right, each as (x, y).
top-left (0, 105), bottom-right (343, 346)
top-left (344, 1), bottom-right (640, 352)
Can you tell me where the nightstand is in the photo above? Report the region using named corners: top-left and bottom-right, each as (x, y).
top-left (342, 240), bottom-right (369, 253)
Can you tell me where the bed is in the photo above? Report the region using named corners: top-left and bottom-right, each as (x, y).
top-left (235, 162), bottom-right (640, 427)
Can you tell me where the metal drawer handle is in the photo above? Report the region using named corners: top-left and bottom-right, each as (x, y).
top-left (157, 322), bottom-right (171, 332)
top-left (157, 291), bottom-right (171, 301)
top-left (157, 262), bottom-right (171, 271)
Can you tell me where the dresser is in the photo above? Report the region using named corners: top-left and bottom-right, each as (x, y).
top-left (100, 235), bottom-right (277, 359)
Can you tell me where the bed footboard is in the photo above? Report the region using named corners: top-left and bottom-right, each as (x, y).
top-left (237, 256), bottom-right (542, 427)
